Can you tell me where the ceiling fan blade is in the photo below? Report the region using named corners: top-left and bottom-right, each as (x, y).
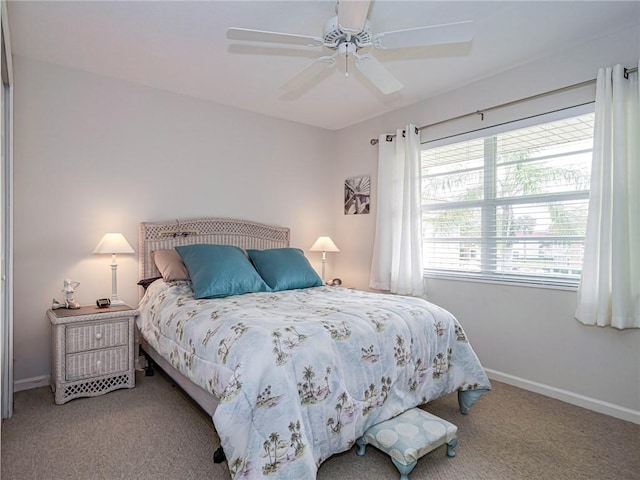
top-left (373, 20), bottom-right (473, 49)
top-left (227, 28), bottom-right (324, 47)
top-left (355, 54), bottom-right (403, 95)
top-left (281, 55), bottom-right (337, 92)
top-left (338, 0), bottom-right (371, 34)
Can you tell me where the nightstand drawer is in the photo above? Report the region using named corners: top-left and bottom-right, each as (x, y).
top-left (66, 320), bottom-right (129, 354)
top-left (66, 346), bottom-right (129, 381)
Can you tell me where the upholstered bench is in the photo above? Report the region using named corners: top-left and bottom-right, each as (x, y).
top-left (356, 408), bottom-right (458, 480)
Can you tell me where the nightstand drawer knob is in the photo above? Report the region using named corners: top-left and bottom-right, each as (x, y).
top-left (95, 332), bottom-right (103, 340)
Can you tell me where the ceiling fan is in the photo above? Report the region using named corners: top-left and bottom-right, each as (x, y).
top-left (227, 0), bottom-right (473, 95)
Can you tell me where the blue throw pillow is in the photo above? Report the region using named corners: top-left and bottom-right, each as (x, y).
top-left (175, 244), bottom-right (269, 299)
top-left (247, 248), bottom-right (323, 292)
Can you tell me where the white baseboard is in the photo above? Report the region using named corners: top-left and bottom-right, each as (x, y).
top-left (14, 375), bottom-right (50, 392)
top-left (485, 368), bottom-right (640, 425)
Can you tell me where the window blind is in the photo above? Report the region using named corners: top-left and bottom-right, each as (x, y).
top-left (421, 106), bottom-right (594, 288)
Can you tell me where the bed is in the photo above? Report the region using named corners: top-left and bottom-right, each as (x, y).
top-left (136, 217), bottom-right (491, 480)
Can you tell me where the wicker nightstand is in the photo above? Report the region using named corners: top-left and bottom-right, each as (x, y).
top-left (47, 304), bottom-right (138, 405)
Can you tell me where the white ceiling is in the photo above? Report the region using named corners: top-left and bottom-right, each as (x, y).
top-left (7, 1), bottom-right (640, 131)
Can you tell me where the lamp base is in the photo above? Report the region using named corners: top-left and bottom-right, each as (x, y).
top-left (109, 299), bottom-right (126, 307)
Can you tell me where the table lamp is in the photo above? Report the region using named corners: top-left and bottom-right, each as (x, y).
top-left (309, 236), bottom-right (340, 283)
top-left (93, 233), bottom-right (134, 306)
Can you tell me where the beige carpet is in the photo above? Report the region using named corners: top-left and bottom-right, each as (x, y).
top-left (2, 371), bottom-right (638, 480)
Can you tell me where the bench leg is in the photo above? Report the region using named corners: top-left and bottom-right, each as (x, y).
top-left (458, 388), bottom-right (489, 414)
top-left (446, 437), bottom-right (458, 457)
top-left (391, 458), bottom-right (416, 480)
top-left (355, 437), bottom-right (367, 456)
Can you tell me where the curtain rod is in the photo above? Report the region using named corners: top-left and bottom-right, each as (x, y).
top-left (370, 66), bottom-right (638, 145)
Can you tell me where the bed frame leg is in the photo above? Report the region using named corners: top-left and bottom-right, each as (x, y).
top-left (145, 360), bottom-right (155, 376)
top-left (138, 346), bottom-right (156, 376)
top-left (142, 353), bottom-right (155, 377)
top-left (213, 447), bottom-right (226, 463)
top-left (458, 388), bottom-right (489, 414)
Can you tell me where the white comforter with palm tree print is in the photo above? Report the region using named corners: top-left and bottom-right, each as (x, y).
top-left (137, 280), bottom-right (490, 480)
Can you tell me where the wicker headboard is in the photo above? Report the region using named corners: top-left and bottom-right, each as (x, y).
top-left (139, 217), bottom-right (291, 281)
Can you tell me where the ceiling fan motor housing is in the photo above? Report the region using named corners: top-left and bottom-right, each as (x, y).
top-left (323, 16), bottom-right (372, 49)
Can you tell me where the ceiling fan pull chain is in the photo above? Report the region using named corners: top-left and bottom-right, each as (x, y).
top-left (345, 48), bottom-right (349, 78)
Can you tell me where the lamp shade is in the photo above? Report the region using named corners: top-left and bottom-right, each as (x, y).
top-left (309, 236), bottom-right (340, 253)
top-left (93, 233), bottom-right (135, 254)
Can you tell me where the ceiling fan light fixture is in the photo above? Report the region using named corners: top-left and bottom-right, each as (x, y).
top-left (338, 42), bottom-right (356, 56)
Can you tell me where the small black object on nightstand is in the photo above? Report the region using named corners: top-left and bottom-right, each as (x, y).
top-left (96, 298), bottom-right (111, 308)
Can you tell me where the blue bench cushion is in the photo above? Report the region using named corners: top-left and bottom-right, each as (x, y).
top-left (362, 408), bottom-right (458, 466)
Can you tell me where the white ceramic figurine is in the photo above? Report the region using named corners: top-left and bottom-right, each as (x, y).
top-left (52, 279), bottom-right (81, 309)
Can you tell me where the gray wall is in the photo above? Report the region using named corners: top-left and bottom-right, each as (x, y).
top-left (330, 25), bottom-right (640, 421)
top-left (13, 56), bottom-right (335, 385)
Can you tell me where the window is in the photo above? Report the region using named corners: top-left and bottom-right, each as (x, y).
top-left (421, 107), bottom-right (594, 288)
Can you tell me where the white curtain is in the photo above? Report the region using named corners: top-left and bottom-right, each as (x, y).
top-left (575, 62), bottom-right (640, 329)
top-left (370, 125), bottom-right (424, 296)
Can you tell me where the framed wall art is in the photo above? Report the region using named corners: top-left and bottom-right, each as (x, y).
top-left (344, 175), bottom-right (370, 215)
